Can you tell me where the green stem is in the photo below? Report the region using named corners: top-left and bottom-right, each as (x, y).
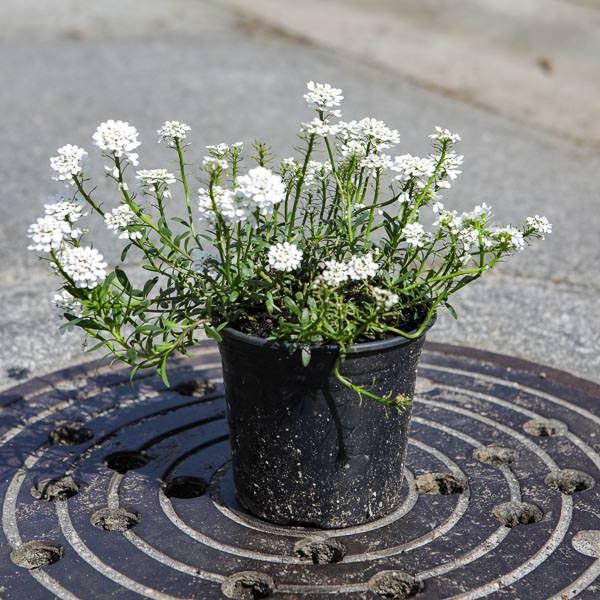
top-left (175, 139), bottom-right (196, 238)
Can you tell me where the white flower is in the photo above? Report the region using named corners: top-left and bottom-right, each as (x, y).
top-left (304, 81), bottom-right (343, 110)
top-left (157, 120), bottom-right (191, 147)
top-left (360, 153), bottom-right (392, 171)
top-left (301, 117), bottom-right (340, 137)
top-left (190, 248), bottom-right (218, 278)
top-left (93, 120), bottom-right (140, 165)
top-left (347, 253), bottom-right (379, 280)
top-left (50, 145), bottom-right (87, 185)
top-left (236, 167), bottom-right (285, 216)
top-left (403, 223), bottom-right (430, 248)
top-left (136, 169), bottom-right (176, 186)
top-left (267, 242), bottom-right (303, 272)
top-left (372, 287), bottom-right (399, 310)
top-left (391, 154), bottom-right (436, 187)
top-left (441, 151), bottom-right (464, 181)
top-left (356, 118), bottom-right (400, 149)
top-left (27, 215), bottom-right (76, 252)
top-left (398, 192), bottom-right (412, 205)
top-left (198, 186), bottom-right (250, 224)
top-left (526, 215), bottom-right (552, 237)
top-left (338, 118), bottom-right (399, 151)
top-left (104, 205), bottom-right (141, 240)
top-left (58, 246), bottom-right (107, 289)
top-left (202, 156), bottom-right (229, 171)
top-left (458, 227), bottom-right (480, 251)
top-left (44, 196), bottom-right (83, 222)
top-left (320, 259), bottom-right (349, 286)
top-left (51, 289), bottom-right (82, 318)
top-left (434, 209), bottom-right (462, 233)
top-left (305, 161), bottom-right (332, 185)
top-left (429, 126), bottom-right (461, 144)
top-left (282, 157), bottom-right (298, 169)
top-left (338, 139), bottom-right (369, 158)
top-left (206, 142), bottom-right (230, 156)
top-left (461, 203), bottom-right (492, 222)
top-left (493, 226), bottom-right (525, 253)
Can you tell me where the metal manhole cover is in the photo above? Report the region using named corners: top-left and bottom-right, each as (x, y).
top-left (1, 342), bottom-right (599, 599)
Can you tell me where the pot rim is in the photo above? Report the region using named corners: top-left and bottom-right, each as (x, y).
top-left (220, 313), bottom-right (436, 354)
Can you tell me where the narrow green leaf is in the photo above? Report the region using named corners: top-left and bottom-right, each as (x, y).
top-left (204, 324), bottom-right (223, 342)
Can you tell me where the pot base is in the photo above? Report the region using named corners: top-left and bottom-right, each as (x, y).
top-left (211, 462), bottom-right (415, 530)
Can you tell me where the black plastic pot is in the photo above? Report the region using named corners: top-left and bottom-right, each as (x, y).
top-left (218, 323), bottom-right (433, 528)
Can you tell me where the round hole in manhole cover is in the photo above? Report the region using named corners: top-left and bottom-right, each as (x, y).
top-left (48, 421), bottom-right (93, 446)
top-left (103, 450), bottom-right (150, 474)
top-left (162, 475), bottom-right (209, 499)
top-left (10, 541), bottom-right (64, 570)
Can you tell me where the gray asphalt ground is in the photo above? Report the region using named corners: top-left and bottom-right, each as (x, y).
top-left (0, 1), bottom-right (598, 390)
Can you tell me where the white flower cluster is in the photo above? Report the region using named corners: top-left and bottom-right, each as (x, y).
top-left (492, 226), bottom-right (525, 253)
top-left (429, 126), bottom-right (461, 144)
top-left (50, 145), bottom-right (87, 185)
top-left (304, 81), bottom-right (344, 111)
top-left (199, 168), bottom-right (284, 223)
top-left (157, 120), bottom-right (191, 147)
top-left (27, 216), bottom-right (77, 252)
top-left (321, 259), bottom-right (349, 286)
top-left (320, 252), bottom-right (379, 286)
top-left (338, 118), bottom-right (400, 154)
top-left (206, 141), bottom-right (243, 156)
top-left (203, 155), bottom-right (229, 171)
top-left (526, 215), bottom-right (552, 238)
top-left (301, 117), bottom-right (340, 137)
top-left (236, 167), bottom-right (285, 217)
top-left (391, 154), bottom-right (436, 188)
top-left (93, 120), bottom-right (141, 165)
top-left (44, 195), bottom-right (83, 222)
top-left (28, 194), bottom-right (85, 252)
top-left (402, 223), bottom-right (430, 248)
top-left (51, 289), bottom-right (82, 317)
top-left (58, 246), bottom-right (107, 288)
top-left (434, 202), bottom-right (491, 235)
top-left (360, 153), bottom-right (392, 172)
top-left (372, 287), bottom-right (400, 310)
top-left (267, 242), bottom-right (303, 272)
top-left (339, 139), bottom-right (369, 159)
top-left (198, 186), bottom-right (247, 224)
top-left (305, 161), bottom-right (333, 186)
top-left (104, 205), bottom-right (141, 240)
top-left (190, 249), bottom-right (218, 278)
top-left (437, 151), bottom-right (464, 189)
top-left (136, 169), bottom-right (176, 186)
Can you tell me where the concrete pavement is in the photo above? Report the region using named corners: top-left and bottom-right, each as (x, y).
top-left (0, 0), bottom-right (598, 389)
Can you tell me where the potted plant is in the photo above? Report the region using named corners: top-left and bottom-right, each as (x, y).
top-left (29, 82), bottom-right (551, 528)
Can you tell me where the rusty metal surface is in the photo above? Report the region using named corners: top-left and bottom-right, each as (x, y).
top-left (1, 342), bottom-right (599, 599)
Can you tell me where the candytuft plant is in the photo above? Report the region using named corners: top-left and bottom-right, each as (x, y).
top-left (30, 82), bottom-right (552, 527)
top-left (30, 83), bottom-right (551, 406)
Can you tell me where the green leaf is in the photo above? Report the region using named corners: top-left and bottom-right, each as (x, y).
top-left (204, 325), bottom-right (223, 342)
top-left (445, 302), bottom-right (458, 320)
top-left (120, 244), bottom-right (132, 262)
top-left (283, 296), bottom-right (300, 317)
top-left (158, 354), bottom-right (170, 387)
top-left (143, 277), bottom-right (159, 295)
top-left (115, 267), bottom-right (132, 291)
top-left (301, 346), bottom-right (311, 367)
top-left (265, 291), bottom-right (274, 315)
